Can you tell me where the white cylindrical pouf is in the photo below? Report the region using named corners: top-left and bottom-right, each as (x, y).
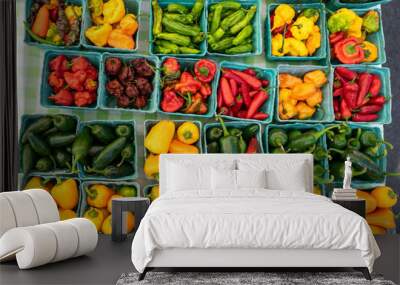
top-left (0, 196), bottom-right (17, 237)
top-left (24, 189), bottom-right (59, 224)
top-left (64, 218), bottom-right (98, 257)
top-left (1, 192), bottom-right (39, 227)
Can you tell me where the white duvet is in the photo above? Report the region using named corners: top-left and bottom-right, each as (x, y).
top-left (131, 190), bottom-right (380, 273)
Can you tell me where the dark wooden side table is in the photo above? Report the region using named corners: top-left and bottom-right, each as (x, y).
top-left (112, 197), bottom-right (150, 242)
top-left (332, 199), bottom-right (365, 218)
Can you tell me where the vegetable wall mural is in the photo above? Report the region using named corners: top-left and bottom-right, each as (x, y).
top-left (17, 0), bottom-right (399, 234)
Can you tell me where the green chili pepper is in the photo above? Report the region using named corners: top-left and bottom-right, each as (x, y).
top-left (88, 145), bottom-right (105, 157)
top-left (347, 128), bottom-right (362, 150)
top-left (22, 143), bottom-right (36, 175)
top-left (271, 148), bottom-right (286, 154)
top-left (268, 129), bottom-right (288, 149)
top-left (191, 0), bottom-right (204, 21)
top-left (21, 116), bottom-right (53, 143)
top-left (288, 129), bottom-right (302, 141)
top-left (211, 28), bottom-right (225, 43)
top-left (86, 163), bottom-right (134, 178)
top-left (232, 24), bottom-right (253, 45)
top-left (179, 47), bottom-right (201, 54)
top-left (43, 127), bottom-right (58, 136)
top-left (210, 4), bottom-right (223, 34)
top-left (359, 130), bottom-right (393, 151)
top-left (331, 133), bottom-right (347, 149)
top-left (152, 0), bottom-right (163, 35)
top-left (210, 37), bottom-right (234, 51)
top-left (28, 133), bottom-right (52, 157)
top-left (54, 149), bottom-right (72, 169)
top-left (207, 127), bottom-right (223, 142)
top-left (220, 9), bottom-right (245, 30)
top-left (208, 11), bottom-right (214, 23)
top-left (329, 161), bottom-right (367, 180)
top-left (72, 127), bottom-right (93, 173)
top-left (89, 124), bottom-right (116, 144)
top-left (164, 13), bottom-right (194, 24)
top-left (364, 143), bottom-right (386, 159)
top-left (192, 33), bottom-right (205, 44)
top-left (230, 5), bottom-right (256, 35)
top-left (47, 133), bottom-right (76, 148)
top-left (92, 137), bottom-right (127, 170)
top-left (52, 115), bottom-right (76, 132)
top-left (115, 125), bottom-right (132, 138)
top-left (238, 136), bottom-right (247, 153)
top-left (161, 18), bottom-right (201, 37)
top-left (217, 116), bottom-right (240, 154)
top-left (314, 164), bottom-right (326, 178)
top-left (156, 33), bottom-right (191, 46)
top-left (117, 144), bottom-right (134, 167)
top-left (210, 1), bottom-right (241, 11)
top-left (229, 128), bottom-right (242, 137)
top-left (155, 40), bottom-right (179, 53)
top-left (154, 46), bottom-right (173, 54)
top-left (35, 157), bottom-right (54, 172)
top-left (207, 142), bottom-right (220, 153)
top-left (166, 3), bottom-right (188, 14)
top-left (225, 44), bottom-right (253, 54)
top-left (313, 145), bottom-right (330, 161)
top-left (288, 125), bottom-right (340, 153)
top-left (242, 124), bottom-right (259, 141)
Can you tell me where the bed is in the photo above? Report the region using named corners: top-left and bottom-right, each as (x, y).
top-left (131, 154), bottom-right (380, 280)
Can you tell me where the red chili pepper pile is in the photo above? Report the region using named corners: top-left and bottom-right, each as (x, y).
top-left (217, 68), bottom-right (270, 120)
top-left (47, 55), bottom-right (98, 107)
top-left (333, 66), bottom-right (386, 122)
top-left (160, 58), bottom-right (217, 115)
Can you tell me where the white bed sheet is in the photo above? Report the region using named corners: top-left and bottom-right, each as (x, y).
top-left (131, 190), bottom-right (380, 273)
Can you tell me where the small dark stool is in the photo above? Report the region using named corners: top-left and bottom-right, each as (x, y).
top-left (332, 199), bottom-right (366, 218)
top-left (112, 197), bottom-right (150, 242)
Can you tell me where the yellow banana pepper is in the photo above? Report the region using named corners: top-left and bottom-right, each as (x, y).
top-left (84, 207), bottom-right (105, 231)
top-left (107, 29), bottom-right (135, 50)
top-left (347, 15), bottom-right (363, 38)
top-left (86, 184), bottom-right (114, 208)
top-left (119, 14), bottom-right (138, 36)
top-left (286, 38), bottom-right (308, 57)
top-left (371, 186), bottom-right (398, 208)
top-left (275, 4), bottom-right (295, 25)
top-left (367, 208), bottom-right (396, 229)
top-left (290, 16), bottom-right (314, 41)
top-left (296, 102), bottom-right (316, 120)
top-left (144, 154), bottom-right (160, 179)
top-left (361, 41), bottom-right (378, 62)
top-left (168, 139), bottom-right (199, 154)
top-left (85, 23), bottom-right (112, 47)
top-left (177, 122), bottom-right (200, 145)
top-left (305, 89), bottom-right (323, 107)
top-left (144, 120), bottom-right (175, 154)
top-left (271, 34), bottom-right (289, 56)
top-left (103, 0), bottom-right (126, 24)
top-left (51, 178), bottom-right (79, 210)
top-left (306, 26), bottom-right (321, 55)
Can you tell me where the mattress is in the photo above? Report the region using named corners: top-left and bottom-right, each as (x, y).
top-left (131, 190), bottom-right (380, 273)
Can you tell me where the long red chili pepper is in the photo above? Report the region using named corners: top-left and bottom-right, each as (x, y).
top-left (368, 95), bottom-right (387, 105)
top-left (335, 67), bottom-right (357, 81)
top-left (352, 113), bottom-right (379, 122)
top-left (229, 79), bottom-right (238, 97)
top-left (333, 88), bottom-right (343, 97)
top-left (334, 72), bottom-right (347, 86)
top-left (252, 112), bottom-right (269, 120)
top-left (246, 90), bottom-right (268, 119)
top-left (340, 98), bottom-right (352, 120)
top-left (246, 137), bottom-right (258, 154)
top-left (222, 70), bottom-right (247, 85)
top-left (217, 87), bottom-right (223, 108)
top-left (333, 98), bottom-right (340, 113)
top-left (230, 69), bottom-right (262, 90)
top-left (343, 82), bottom-right (359, 110)
top-left (220, 77), bottom-right (235, 107)
top-left (356, 72), bottom-right (373, 107)
top-left (241, 83), bottom-right (252, 108)
top-left (368, 75), bottom-right (382, 97)
top-left (358, 104), bottom-right (384, 115)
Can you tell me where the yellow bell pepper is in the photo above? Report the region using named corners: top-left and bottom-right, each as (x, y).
top-left (107, 194), bottom-right (123, 213)
top-left (361, 41), bottom-right (378, 62)
top-left (296, 102), bottom-right (316, 120)
top-left (148, 185), bottom-right (160, 202)
top-left (271, 34), bottom-right (289, 56)
top-left (92, 15), bottom-right (104, 25)
top-left (306, 89), bottom-right (323, 107)
top-left (107, 29), bottom-right (135, 50)
top-left (86, 184), bottom-right (114, 208)
top-left (347, 15), bottom-right (363, 38)
top-left (306, 26), bottom-right (321, 56)
top-left (144, 120), bottom-right (175, 154)
top-left (101, 212), bottom-right (135, 234)
top-left (290, 16), bottom-right (314, 41)
top-left (356, 190), bottom-right (377, 214)
top-left (59, 209), bottom-right (76, 221)
top-left (303, 70), bottom-right (327, 88)
top-left (119, 14), bottom-right (138, 36)
top-left (168, 139), bottom-right (199, 154)
top-left (85, 23), bottom-right (112, 47)
top-left (286, 38), bottom-right (308, 57)
top-left (274, 4), bottom-right (295, 26)
top-left (103, 0), bottom-right (126, 24)
top-left (371, 186), bottom-right (398, 208)
top-left (177, 122), bottom-right (200, 145)
top-left (279, 73), bottom-right (302, 89)
top-left (84, 207), bottom-right (105, 231)
top-left (51, 178), bottom-right (79, 210)
top-left (367, 208), bottom-right (396, 229)
top-left (24, 176), bottom-right (45, 190)
top-left (291, 82), bottom-right (316, 100)
top-left (369, 224), bottom-right (386, 235)
top-left (89, 0), bottom-right (103, 17)
top-left (144, 154), bottom-right (160, 179)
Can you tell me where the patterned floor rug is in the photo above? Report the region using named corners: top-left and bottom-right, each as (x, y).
top-left (117, 271), bottom-right (396, 285)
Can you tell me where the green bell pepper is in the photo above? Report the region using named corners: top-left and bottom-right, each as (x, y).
top-left (217, 116), bottom-right (240, 154)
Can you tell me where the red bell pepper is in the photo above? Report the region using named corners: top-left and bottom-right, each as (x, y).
top-left (335, 67), bottom-right (357, 81)
top-left (340, 98), bottom-right (352, 120)
top-left (48, 89), bottom-right (74, 106)
top-left (352, 113), bottom-right (379, 122)
top-left (175, 71), bottom-right (201, 94)
top-left (252, 112), bottom-right (269, 120)
top-left (246, 137), bottom-right (258, 154)
top-left (229, 69), bottom-right (262, 90)
top-left (356, 72), bottom-right (373, 107)
top-left (160, 90), bottom-right (185, 112)
top-left (194, 59), bottom-right (217, 83)
top-left (368, 75), bottom-right (382, 97)
top-left (358, 104), bottom-right (383, 115)
top-left (329, 32), bottom-right (345, 45)
top-left (219, 77), bottom-right (235, 107)
top-left (246, 90), bottom-right (268, 119)
top-left (334, 37), bottom-right (365, 64)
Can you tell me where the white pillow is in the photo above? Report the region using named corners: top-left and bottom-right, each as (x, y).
top-left (211, 168), bottom-right (237, 190)
top-left (236, 169), bottom-right (267, 189)
top-left (237, 159), bottom-right (309, 192)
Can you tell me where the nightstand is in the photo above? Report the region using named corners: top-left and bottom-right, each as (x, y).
top-left (332, 199), bottom-right (365, 218)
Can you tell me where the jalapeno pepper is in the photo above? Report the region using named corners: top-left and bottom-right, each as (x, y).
top-left (72, 127), bottom-right (93, 172)
top-left (52, 115), bottom-right (76, 132)
top-left (92, 137), bottom-right (127, 170)
top-left (217, 116), bottom-right (240, 154)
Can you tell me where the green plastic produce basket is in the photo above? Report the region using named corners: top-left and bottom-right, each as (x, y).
top-left (99, 53), bottom-right (160, 114)
top-left (203, 121), bottom-right (264, 154)
top-left (206, 0), bottom-right (263, 57)
top-left (333, 65), bottom-right (392, 124)
top-left (77, 120), bottom-right (138, 181)
top-left (19, 114), bottom-right (79, 176)
top-left (328, 7), bottom-right (386, 65)
top-left (40, 50), bottom-right (102, 110)
top-left (79, 180), bottom-right (140, 217)
top-left (24, 0), bottom-right (84, 50)
top-left (329, 0), bottom-right (392, 9)
top-left (276, 65), bottom-right (335, 123)
top-left (217, 61), bottom-right (276, 124)
top-left (157, 57), bottom-right (218, 118)
top-left (149, 0), bottom-right (207, 57)
top-left (326, 123), bottom-right (387, 189)
top-left (265, 3), bottom-right (327, 62)
top-left (81, 0), bottom-right (140, 53)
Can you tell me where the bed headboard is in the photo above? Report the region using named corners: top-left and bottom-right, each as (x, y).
top-left (159, 154), bottom-right (314, 195)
